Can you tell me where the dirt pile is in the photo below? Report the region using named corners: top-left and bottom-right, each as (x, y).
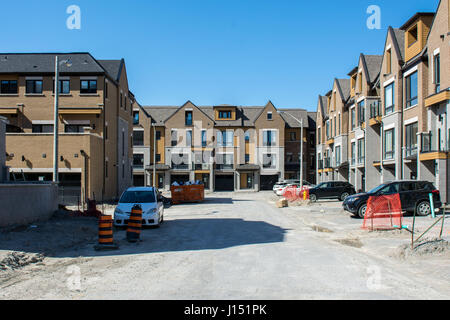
top-left (0, 252), bottom-right (45, 271)
top-left (393, 238), bottom-right (450, 259)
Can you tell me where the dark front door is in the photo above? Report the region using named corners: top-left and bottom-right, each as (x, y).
top-left (215, 175), bottom-right (234, 191)
top-left (260, 175), bottom-right (279, 190)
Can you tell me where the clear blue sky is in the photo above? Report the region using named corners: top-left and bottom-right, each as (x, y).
top-left (0, 0), bottom-right (439, 111)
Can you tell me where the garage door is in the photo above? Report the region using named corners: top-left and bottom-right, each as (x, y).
top-left (260, 175), bottom-right (279, 190)
top-left (215, 175), bottom-right (234, 191)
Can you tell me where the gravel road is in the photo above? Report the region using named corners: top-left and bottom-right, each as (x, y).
top-left (0, 192), bottom-right (449, 300)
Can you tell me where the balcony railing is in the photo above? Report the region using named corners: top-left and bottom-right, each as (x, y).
top-left (171, 163), bottom-right (189, 170)
top-left (324, 158), bottom-right (332, 169)
top-left (405, 146), bottom-right (418, 158)
top-left (318, 161), bottom-right (324, 170)
top-left (216, 164), bottom-right (234, 170)
top-left (194, 164), bottom-right (210, 171)
top-left (420, 132), bottom-right (445, 153)
top-left (370, 101), bottom-right (382, 119)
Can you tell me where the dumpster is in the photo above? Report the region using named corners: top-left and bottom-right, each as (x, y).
top-left (171, 184), bottom-right (205, 205)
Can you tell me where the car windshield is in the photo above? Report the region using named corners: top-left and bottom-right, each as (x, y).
top-left (119, 191), bottom-right (156, 204)
top-left (368, 184), bottom-right (387, 194)
top-left (316, 183), bottom-right (327, 188)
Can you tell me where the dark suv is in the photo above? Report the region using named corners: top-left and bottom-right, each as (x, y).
top-left (309, 181), bottom-right (356, 202)
top-left (343, 180), bottom-right (442, 218)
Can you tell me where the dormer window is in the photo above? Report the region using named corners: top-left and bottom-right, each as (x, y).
top-left (218, 110), bottom-right (232, 119)
top-left (407, 25), bottom-right (418, 47)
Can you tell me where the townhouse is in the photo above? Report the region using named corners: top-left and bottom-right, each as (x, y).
top-left (132, 101), bottom-right (316, 192)
top-left (315, 0), bottom-right (450, 203)
top-left (0, 53), bottom-right (135, 204)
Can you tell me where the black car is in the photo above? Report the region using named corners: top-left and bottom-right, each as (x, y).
top-left (343, 180), bottom-right (442, 218)
top-left (309, 181), bottom-right (356, 202)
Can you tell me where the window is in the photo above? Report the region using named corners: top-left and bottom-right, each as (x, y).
top-left (351, 108), bottom-right (356, 130)
top-left (133, 111), bottom-right (139, 125)
top-left (0, 80), bottom-right (18, 94)
top-left (26, 80), bottom-right (43, 94)
top-left (105, 81), bottom-right (108, 99)
top-left (263, 130), bottom-right (276, 147)
top-left (338, 114), bottom-right (341, 135)
top-left (351, 142), bottom-right (356, 165)
top-left (218, 110), bottom-right (232, 119)
top-left (405, 122), bottom-right (418, 157)
top-left (53, 80), bottom-right (70, 94)
top-left (80, 80), bottom-right (97, 94)
top-left (386, 49), bottom-right (392, 74)
top-left (133, 154), bottom-right (144, 168)
top-left (245, 154), bottom-right (250, 164)
top-left (263, 154), bottom-right (276, 169)
top-left (335, 145), bottom-right (341, 167)
top-left (65, 125), bottom-right (85, 133)
top-left (32, 124), bottom-right (53, 133)
top-left (201, 130), bottom-right (207, 147)
top-left (318, 128), bottom-right (321, 144)
top-left (186, 130), bottom-right (192, 146)
top-left (434, 54), bottom-right (441, 93)
top-left (156, 130), bottom-right (161, 140)
top-left (133, 131), bottom-right (144, 146)
top-left (171, 130), bottom-right (178, 146)
top-left (384, 129), bottom-right (395, 160)
top-left (245, 131), bottom-right (250, 142)
top-left (407, 25), bottom-right (418, 47)
top-left (267, 112), bottom-right (273, 120)
top-left (326, 121), bottom-right (330, 139)
top-left (405, 71), bottom-right (418, 108)
top-left (156, 154), bottom-right (161, 163)
top-left (185, 111), bottom-right (193, 126)
top-left (357, 138), bottom-right (365, 164)
top-left (358, 101), bottom-right (365, 126)
top-left (290, 132), bottom-right (296, 141)
top-left (384, 83), bottom-right (395, 114)
top-left (333, 116), bottom-right (336, 136)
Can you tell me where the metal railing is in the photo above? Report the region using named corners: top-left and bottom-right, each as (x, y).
top-left (370, 101), bottom-right (381, 119)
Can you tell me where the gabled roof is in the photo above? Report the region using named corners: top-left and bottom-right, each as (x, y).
top-left (400, 12), bottom-right (435, 30)
top-left (279, 109), bottom-right (310, 129)
top-left (361, 54), bottom-right (383, 84)
top-left (391, 28), bottom-right (405, 63)
top-left (335, 78), bottom-right (351, 102)
top-left (318, 95), bottom-right (328, 120)
top-left (97, 59), bottom-right (123, 82)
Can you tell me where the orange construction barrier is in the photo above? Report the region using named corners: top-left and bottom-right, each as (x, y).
top-left (171, 184), bottom-right (205, 205)
top-left (362, 193), bottom-right (403, 231)
top-left (282, 186), bottom-right (310, 202)
top-left (94, 214), bottom-right (119, 251)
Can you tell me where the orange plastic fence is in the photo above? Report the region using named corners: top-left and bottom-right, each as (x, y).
top-left (282, 186), bottom-right (310, 202)
top-left (171, 184), bottom-right (205, 205)
top-left (362, 193), bottom-right (403, 230)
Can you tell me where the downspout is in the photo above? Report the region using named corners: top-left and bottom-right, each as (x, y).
top-left (102, 78), bottom-right (106, 203)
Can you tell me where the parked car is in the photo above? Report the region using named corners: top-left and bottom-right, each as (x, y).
top-left (114, 187), bottom-right (164, 227)
top-left (273, 180), bottom-right (314, 193)
top-left (343, 180), bottom-right (442, 218)
top-left (276, 183), bottom-right (298, 196)
top-left (309, 181), bottom-right (356, 202)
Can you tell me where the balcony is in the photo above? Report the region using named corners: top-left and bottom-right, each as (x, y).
top-left (171, 163), bottom-right (189, 170)
top-left (216, 164), bottom-right (234, 170)
top-left (194, 163), bottom-right (211, 171)
top-left (369, 101), bottom-right (382, 126)
top-left (419, 132), bottom-right (448, 161)
top-left (405, 146), bottom-right (418, 160)
top-left (326, 138), bottom-right (334, 145)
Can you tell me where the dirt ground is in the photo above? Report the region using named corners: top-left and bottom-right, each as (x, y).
top-left (0, 192), bottom-right (449, 299)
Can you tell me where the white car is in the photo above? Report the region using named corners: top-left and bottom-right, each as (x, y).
top-left (114, 187), bottom-right (164, 227)
top-left (275, 184), bottom-right (298, 196)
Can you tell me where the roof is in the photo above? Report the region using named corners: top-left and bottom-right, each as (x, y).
top-left (391, 28), bottom-right (405, 62)
top-left (318, 95), bottom-right (328, 119)
top-left (143, 103), bottom-right (312, 128)
top-left (0, 53), bottom-right (125, 84)
top-left (362, 54), bottom-right (383, 84)
top-left (279, 109), bottom-right (310, 129)
top-left (336, 78), bottom-right (351, 102)
top-left (400, 12), bottom-right (435, 30)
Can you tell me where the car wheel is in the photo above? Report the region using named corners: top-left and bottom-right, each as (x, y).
top-left (416, 201), bottom-right (431, 217)
top-left (309, 194), bottom-right (317, 202)
top-left (340, 192), bottom-right (350, 201)
top-left (358, 204), bottom-right (367, 219)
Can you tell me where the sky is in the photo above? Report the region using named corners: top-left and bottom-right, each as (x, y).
top-left (0, 0), bottom-right (440, 111)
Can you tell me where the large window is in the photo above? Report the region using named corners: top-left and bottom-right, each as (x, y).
top-left (326, 121), bottom-right (330, 139)
top-left (171, 130), bottom-right (178, 147)
top-left (185, 111), bottom-right (193, 126)
top-left (218, 130), bottom-right (234, 147)
top-left (351, 142), bottom-right (356, 165)
top-left (434, 54), bottom-right (441, 93)
top-left (358, 101), bottom-right (365, 126)
top-left (1, 80), bottom-right (18, 94)
top-left (335, 145), bottom-right (341, 167)
top-left (32, 124), bottom-right (53, 133)
top-left (405, 122), bottom-right (418, 157)
top-left (65, 124), bottom-right (85, 133)
top-left (405, 71), bottom-right (418, 108)
top-left (133, 130), bottom-right (144, 146)
top-left (263, 154), bottom-right (277, 169)
top-left (351, 108), bottom-right (356, 130)
top-left (80, 80), bottom-right (97, 94)
top-left (384, 83), bottom-right (395, 115)
top-left (263, 130), bottom-right (276, 147)
top-left (357, 138), bottom-right (365, 165)
top-left (133, 154), bottom-right (144, 168)
top-left (218, 110), bottom-right (232, 119)
top-left (186, 130), bottom-right (192, 147)
top-left (133, 111), bottom-right (139, 125)
top-left (53, 80), bottom-right (70, 94)
top-left (26, 80), bottom-right (43, 94)
top-left (201, 130), bottom-right (207, 147)
top-left (384, 129), bottom-right (395, 160)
